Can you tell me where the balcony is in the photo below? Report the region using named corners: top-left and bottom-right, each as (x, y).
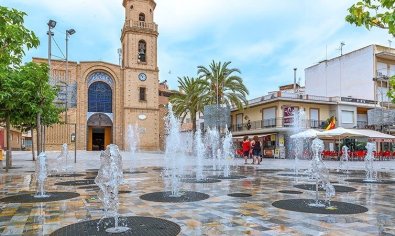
top-left (357, 121), bottom-right (368, 129)
top-left (123, 20), bottom-right (158, 34)
top-left (235, 92), bottom-right (336, 110)
top-left (230, 118), bottom-right (326, 132)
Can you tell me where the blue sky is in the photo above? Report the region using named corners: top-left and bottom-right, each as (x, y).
top-left (1, 0), bottom-right (392, 99)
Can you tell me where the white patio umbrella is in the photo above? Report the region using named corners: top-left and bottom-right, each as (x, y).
top-left (317, 127), bottom-right (365, 139)
top-left (290, 129), bottom-right (322, 139)
top-left (317, 127), bottom-right (367, 159)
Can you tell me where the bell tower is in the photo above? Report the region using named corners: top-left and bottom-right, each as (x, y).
top-left (121, 0), bottom-right (159, 150)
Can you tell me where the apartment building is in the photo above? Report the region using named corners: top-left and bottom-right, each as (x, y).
top-left (230, 89), bottom-right (377, 158)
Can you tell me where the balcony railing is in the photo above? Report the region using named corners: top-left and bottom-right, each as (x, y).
top-left (123, 20), bottom-right (158, 32)
top-left (242, 92), bottom-right (336, 108)
top-left (231, 118), bottom-right (326, 132)
top-left (357, 121), bottom-right (368, 129)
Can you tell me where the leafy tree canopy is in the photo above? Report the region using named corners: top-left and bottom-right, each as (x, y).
top-left (0, 6), bottom-right (39, 67)
top-left (197, 60), bottom-right (249, 110)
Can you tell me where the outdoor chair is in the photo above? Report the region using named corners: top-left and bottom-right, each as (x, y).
top-left (383, 151), bottom-right (391, 161)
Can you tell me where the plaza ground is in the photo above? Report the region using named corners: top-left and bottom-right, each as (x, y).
top-left (0, 151), bottom-right (394, 235)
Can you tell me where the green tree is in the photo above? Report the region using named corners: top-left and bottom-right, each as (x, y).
top-left (17, 62), bottom-right (61, 159)
top-left (169, 76), bottom-right (207, 133)
top-left (0, 6), bottom-right (39, 170)
top-left (346, 0), bottom-right (395, 102)
top-left (197, 61), bottom-right (249, 110)
top-left (0, 6), bottom-right (39, 66)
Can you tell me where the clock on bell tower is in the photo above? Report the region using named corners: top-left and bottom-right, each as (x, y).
top-left (121, 0), bottom-right (159, 150)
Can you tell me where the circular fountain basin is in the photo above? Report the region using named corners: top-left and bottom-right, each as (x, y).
top-left (254, 169), bottom-right (283, 172)
top-left (3, 166), bottom-right (23, 170)
top-left (0, 192), bottom-right (80, 203)
top-left (55, 179), bottom-right (96, 186)
top-left (48, 173), bottom-right (86, 178)
top-left (294, 184), bottom-right (357, 193)
top-left (123, 170), bottom-right (148, 174)
top-left (208, 175), bottom-right (247, 180)
top-left (277, 173), bottom-right (309, 177)
top-left (181, 178), bottom-right (221, 183)
top-left (345, 179), bottom-right (395, 184)
top-left (278, 190), bottom-right (303, 194)
top-left (49, 216), bottom-right (181, 236)
top-left (140, 191), bottom-right (209, 203)
top-left (152, 167), bottom-right (164, 171)
top-left (227, 193), bottom-right (252, 197)
top-left (272, 199), bottom-right (368, 214)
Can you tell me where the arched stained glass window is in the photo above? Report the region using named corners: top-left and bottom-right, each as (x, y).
top-left (88, 82), bottom-right (112, 113)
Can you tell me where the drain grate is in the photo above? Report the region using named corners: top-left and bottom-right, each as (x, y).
top-left (272, 199), bottom-right (368, 215)
top-left (140, 191), bottom-right (209, 203)
top-left (227, 193), bottom-right (252, 197)
top-left (0, 192), bottom-right (80, 203)
top-left (49, 216), bottom-right (181, 236)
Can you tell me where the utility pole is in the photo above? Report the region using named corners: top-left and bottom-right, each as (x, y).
top-left (293, 68), bottom-right (297, 93)
top-left (339, 42), bottom-right (345, 56)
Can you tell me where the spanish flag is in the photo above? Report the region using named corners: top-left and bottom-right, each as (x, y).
top-left (325, 116), bottom-right (336, 130)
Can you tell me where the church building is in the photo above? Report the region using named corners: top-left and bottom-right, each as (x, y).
top-left (33, 0), bottom-right (167, 151)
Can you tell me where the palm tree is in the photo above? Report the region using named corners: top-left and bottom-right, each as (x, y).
top-left (197, 60), bottom-right (249, 109)
top-left (169, 76), bottom-right (207, 133)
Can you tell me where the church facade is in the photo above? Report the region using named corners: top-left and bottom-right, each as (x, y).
top-left (34, 0), bottom-right (166, 151)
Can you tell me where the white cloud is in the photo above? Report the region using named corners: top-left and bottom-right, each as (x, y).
top-left (1, 0), bottom-right (393, 99)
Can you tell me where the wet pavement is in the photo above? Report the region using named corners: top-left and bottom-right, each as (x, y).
top-left (0, 151), bottom-right (394, 235)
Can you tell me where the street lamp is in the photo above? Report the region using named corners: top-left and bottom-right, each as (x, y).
top-left (47, 20), bottom-right (57, 29)
top-left (40, 19), bottom-right (56, 153)
top-left (65, 28), bottom-right (76, 124)
top-left (47, 20), bottom-right (56, 70)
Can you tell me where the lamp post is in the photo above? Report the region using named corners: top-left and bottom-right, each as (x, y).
top-left (65, 29), bottom-right (76, 124)
top-left (38, 20), bottom-right (56, 154)
top-left (47, 20), bottom-right (56, 73)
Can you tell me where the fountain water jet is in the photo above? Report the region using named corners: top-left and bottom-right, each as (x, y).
top-left (364, 142), bottom-right (377, 182)
top-left (55, 144), bottom-right (70, 173)
top-left (206, 127), bottom-right (220, 170)
top-left (222, 129), bottom-right (234, 177)
top-left (194, 129), bottom-right (205, 181)
top-left (95, 144), bottom-right (129, 233)
top-left (338, 145), bottom-right (349, 173)
top-left (163, 104), bottom-right (185, 197)
top-left (35, 152), bottom-right (49, 198)
top-left (126, 123), bottom-right (140, 171)
top-left (291, 109), bottom-right (306, 177)
top-left (308, 138), bottom-right (335, 208)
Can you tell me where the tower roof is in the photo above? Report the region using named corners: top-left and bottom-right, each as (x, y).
top-left (122, 0), bottom-right (156, 9)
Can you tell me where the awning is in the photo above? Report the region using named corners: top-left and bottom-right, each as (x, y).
top-left (318, 127), bottom-right (365, 139)
top-left (290, 129), bottom-right (322, 139)
top-left (232, 133), bottom-right (276, 140)
top-left (353, 129), bottom-right (395, 143)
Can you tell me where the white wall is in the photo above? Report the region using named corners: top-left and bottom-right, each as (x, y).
top-left (305, 45), bottom-right (375, 100)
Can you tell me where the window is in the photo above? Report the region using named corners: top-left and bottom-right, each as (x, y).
top-left (263, 107), bottom-right (276, 127)
top-left (139, 87), bottom-right (146, 101)
top-left (139, 13), bottom-right (145, 21)
top-left (88, 82), bottom-right (112, 113)
top-left (236, 113), bottom-right (243, 131)
top-left (310, 108), bottom-right (319, 128)
top-left (341, 110), bottom-right (354, 124)
top-left (138, 40), bottom-right (146, 62)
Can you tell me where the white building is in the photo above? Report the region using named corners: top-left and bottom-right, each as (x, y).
top-left (305, 44), bottom-right (394, 107)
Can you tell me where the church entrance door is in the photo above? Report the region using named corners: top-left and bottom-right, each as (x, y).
top-left (87, 113), bottom-right (112, 151)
